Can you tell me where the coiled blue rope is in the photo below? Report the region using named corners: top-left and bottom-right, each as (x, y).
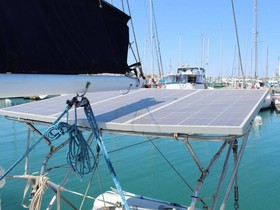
top-left (0, 96), bottom-right (96, 181)
top-left (45, 120), bottom-right (96, 178)
top-left (66, 124), bottom-right (95, 178)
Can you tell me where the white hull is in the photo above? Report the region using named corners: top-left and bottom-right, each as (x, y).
top-left (261, 94), bottom-right (272, 109)
top-left (165, 83), bottom-right (195, 90)
top-left (0, 74), bottom-right (143, 98)
top-left (93, 189), bottom-right (189, 210)
top-left (165, 83), bottom-right (206, 90)
top-left (274, 98), bottom-right (280, 112)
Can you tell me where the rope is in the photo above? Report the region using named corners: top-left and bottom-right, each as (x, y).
top-left (0, 95), bottom-right (96, 181)
top-left (79, 155), bottom-right (100, 210)
top-left (22, 176), bottom-right (32, 208)
top-left (22, 175), bottom-right (49, 210)
top-left (147, 137), bottom-right (209, 209)
top-left (30, 176), bottom-right (49, 210)
top-left (66, 124), bottom-right (96, 178)
top-left (77, 97), bottom-right (130, 210)
top-left (148, 137), bottom-right (194, 192)
top-left (45, 122), bottom-right (70, 141)
top-left (45, 112), bottom-right (96, 178)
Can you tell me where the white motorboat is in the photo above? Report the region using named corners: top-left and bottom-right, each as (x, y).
top-left (164, 65), bottom-right (207, 90)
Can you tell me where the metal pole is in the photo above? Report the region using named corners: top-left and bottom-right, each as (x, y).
top-left (24, 128), bottom-right (31, 175)
top-left (220, 131), bottom-right (250, 210)
top-left (183, 140), bottom-right (204, 172)
top-left (188, 141), bottom-right (228, 209)
top-left (211, 140), bottom-right (234, 210)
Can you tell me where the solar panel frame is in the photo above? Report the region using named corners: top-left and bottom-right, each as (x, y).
top-left (0, 88), bottom-right (268, 136)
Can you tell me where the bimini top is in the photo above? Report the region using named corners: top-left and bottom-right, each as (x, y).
top-left (0, 89), bottom-right (268, 136)
top-left (0, 0), bottom-right (130, 75)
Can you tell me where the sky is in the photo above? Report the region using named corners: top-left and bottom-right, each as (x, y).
top-left (109, 0), bottom-right (280, 78)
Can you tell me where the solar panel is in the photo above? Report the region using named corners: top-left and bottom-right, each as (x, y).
top-left (0, 88), bottom-right (268, 136)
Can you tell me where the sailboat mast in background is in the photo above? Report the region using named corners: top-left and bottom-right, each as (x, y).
top-left (150, 0), bottom-right (155, 79)
top-left (254, 0), bottom-right (258, 79)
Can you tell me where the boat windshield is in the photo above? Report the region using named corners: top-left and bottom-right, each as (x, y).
top-left (177, 67), bottom-right (205, 75)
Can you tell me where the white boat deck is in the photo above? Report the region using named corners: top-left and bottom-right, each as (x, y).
top-left (0, 88), bottom-right (268, 137)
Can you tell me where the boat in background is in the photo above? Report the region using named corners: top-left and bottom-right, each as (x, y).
top-left (261, 93), bottom-right (272, 109)
top-left (274, 99), bottom-right (280, 112)
top-left (164, 64), bottom-right (207, 89)
top-left (271, 88), bottom-right (280, 111)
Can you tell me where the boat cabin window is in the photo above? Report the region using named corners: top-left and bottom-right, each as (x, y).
top-left (166, 74), bottom-right (176, 83)
top-left (188, 76), bottom-right (196, 83)
top-left (180, 74), bottom-right (188, 82)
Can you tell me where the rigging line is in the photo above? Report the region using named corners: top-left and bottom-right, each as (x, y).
top-left (0, 97), bottom-right (77, 182)
top-left (147, 137), bottom-right (193, 192)
top-left (230, 0), bottom-right (245, 87)
top-left (231, 45), bottom-right (237, 80)
top-left (70, 138), bottom-right (152, 165)
top-left (107, 139), bottom-right (153, 154)
top-left (79, 155), bottom-right (100, 210)
top-left (153, 26), bottom-right (162, 78)
top-left (121, 0), bottom-right (125, 11)
top-left (151, 0), bottom-right (164, 78)
top-left (126, 0), bottom-right (141, 64)
top-left (79, 97), bottom-right (129, 210)
top-left (45, 164), bottom-right (70, 173)
top-left (147, 137), bottom-right (209, 208)
top-left (47, 168), bottom-right (73, 210)
top-left (50, 178), bottom-right (122, 208)
top-left (79, 134), bottom-right (99, 209)
top-left (128, 42), bottom-right (138, 62)
top-left (95, 165), bottom-right (106, 209)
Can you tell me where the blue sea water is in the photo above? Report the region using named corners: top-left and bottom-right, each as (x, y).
top-left (0, 98), bottom-right (280, 210)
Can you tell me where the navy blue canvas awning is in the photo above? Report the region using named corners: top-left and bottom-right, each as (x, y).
top-left (0, 0), bottom-right (130, 74)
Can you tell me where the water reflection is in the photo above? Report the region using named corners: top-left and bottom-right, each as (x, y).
top-left (0, 98), bottom-right (32, 108)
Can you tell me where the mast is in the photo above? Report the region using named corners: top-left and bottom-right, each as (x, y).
top-left (180, 34), bottom-right (183, 67)
top-left (150, 0), bottom-right (155, 78)
top-left (207, 38), bottom-right (210, 67)
top-left (278, 56), bottom-right (280, 79)
top-left (152, 1), bottom-right (164, 78)
top-left (201, 34), bottom-right (205, 68)
top-left (254, 0), bottom-right (258, 79)
top-left (266, 46), bottom-right (268, 79)
top-left (219, 33), bottom-right (223, 82)
top-left (230, 0), bottom-right (245, 88)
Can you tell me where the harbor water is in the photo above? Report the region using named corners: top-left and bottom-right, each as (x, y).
top-left (0, 98), bottom-right (280, 210)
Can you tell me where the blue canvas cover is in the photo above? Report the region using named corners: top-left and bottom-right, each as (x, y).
top-left (0, 0), bottom-right (130, 74)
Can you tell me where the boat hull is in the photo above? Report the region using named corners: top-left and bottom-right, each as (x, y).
top-left (93, 189), bottom-right (189, 210)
